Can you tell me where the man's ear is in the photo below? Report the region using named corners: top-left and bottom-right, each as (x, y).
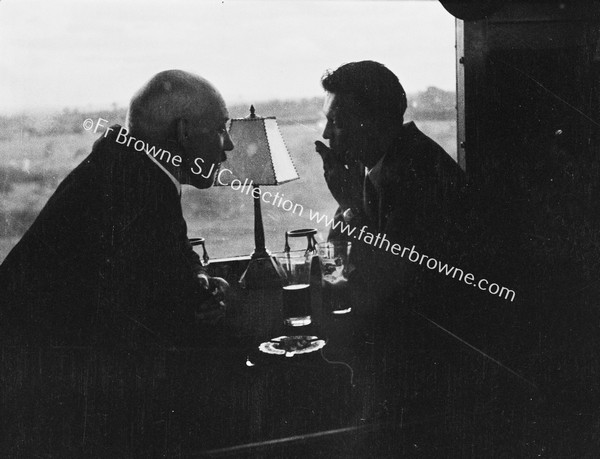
top-left (176, 118), bottom-right (188, 147)
top-left (360, 118), bottom-right (377, 133)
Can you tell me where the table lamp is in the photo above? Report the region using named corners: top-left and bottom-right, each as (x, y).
top-left (217, 106), bottom-right (299, 288)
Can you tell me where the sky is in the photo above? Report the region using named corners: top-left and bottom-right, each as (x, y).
top-left (0, 0), bottom-right (456, 114)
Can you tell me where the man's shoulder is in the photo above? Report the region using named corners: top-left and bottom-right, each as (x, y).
top-left (384, 122), bottom-right (462, 182)
top-left (7, 126), bottom-right (165, 247)
top-left (82, 125), bottom-right (177, 198)
top-left (383, 122), bottom-right (466, 202)
top-left (399, 122), bottom-right (453, 164)
top-left (90, 125), bottom-right (141, 168)
top-left (62, 125), bottom-right (131, 179)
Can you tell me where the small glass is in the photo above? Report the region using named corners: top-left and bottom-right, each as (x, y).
top-left (316, 241), bottom-right (352, 315)
top-left (274, 250), bottom-right (313, 327)
top-left (189, 237), bottom-right (210, 266)
top-left (284, 228), bottom-right (318, 256)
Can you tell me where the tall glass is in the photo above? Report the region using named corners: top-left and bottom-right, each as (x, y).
top-left (274, 250), bottom-right (313, 327)
top-left (316, 241), bottom-right (352, 315)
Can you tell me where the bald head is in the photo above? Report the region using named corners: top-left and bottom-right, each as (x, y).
top-left (126, 70), bottom-right (225, 142)
top-left (125, 70), bottom-right (234, 189)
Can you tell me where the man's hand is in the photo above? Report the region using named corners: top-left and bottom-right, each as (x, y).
top-left (196, 273), bottom-right (230, 325)
top-left (315, 140), bottom-right (364, 209)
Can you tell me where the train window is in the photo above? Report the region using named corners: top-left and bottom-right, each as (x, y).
top-left (0, 1), bottom-right (456, 261)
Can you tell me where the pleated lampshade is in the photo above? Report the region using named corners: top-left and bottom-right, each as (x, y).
top-left (217, 106), bottom-right (298, 186)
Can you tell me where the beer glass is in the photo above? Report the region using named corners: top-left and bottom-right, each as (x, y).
top-left (274, 250), bottom-right (313, 327)
top-left (316, 241), bottom-right (352, 314)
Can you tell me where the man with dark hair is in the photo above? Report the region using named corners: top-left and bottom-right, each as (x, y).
top-left (320, 60), bottom-right (407, 130)
top-left (0, 70), bottom-right (234, 346)
top-left (316, 60), bottom-right (466, 316)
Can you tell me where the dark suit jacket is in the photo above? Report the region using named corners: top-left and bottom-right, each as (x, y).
top-left (331, 122), bottom-right (467, 314)
top-left (376, 122), bottom-right (466, 251)
top-left (0, 126), bottom-right (208, 346)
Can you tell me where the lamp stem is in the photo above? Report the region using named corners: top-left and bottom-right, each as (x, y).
top-left (252, 184), bottom-right (269, 259)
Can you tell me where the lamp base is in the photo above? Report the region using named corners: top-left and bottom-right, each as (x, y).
top-left (239, 254), bottom-right (283, 289)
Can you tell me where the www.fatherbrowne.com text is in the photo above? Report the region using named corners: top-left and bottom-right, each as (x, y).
top-left (305, 209), bottom-right (516, 302)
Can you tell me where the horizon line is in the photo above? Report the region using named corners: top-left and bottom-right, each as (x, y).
top-left (0, 86), bottom-right (457, 117)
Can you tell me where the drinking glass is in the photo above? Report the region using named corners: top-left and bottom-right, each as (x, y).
top-left (316, 241), bottom-right (352, 315)
top-left (274, 250), bottom-right (313, 327)
top-left (283, 228), bottom-right (318, 256)
top-left (189, 237), bottom-right (210, 266)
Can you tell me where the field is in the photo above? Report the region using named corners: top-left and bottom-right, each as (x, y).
top-left (0, 118), bottom-right (456, 261)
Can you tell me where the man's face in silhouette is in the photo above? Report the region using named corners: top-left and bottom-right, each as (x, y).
top-left (180, 92), bottom-right (234, 189)
top-left (322, 92), bottom-right (378, 168)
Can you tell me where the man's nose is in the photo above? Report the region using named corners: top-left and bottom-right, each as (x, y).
top-left (223, 131), bottom-right (234, 151)
top-left (322, 120), bottom-right (332, 140)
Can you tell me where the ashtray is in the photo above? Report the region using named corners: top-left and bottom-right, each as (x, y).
top-left (258, 335), bottom-right (326, 357)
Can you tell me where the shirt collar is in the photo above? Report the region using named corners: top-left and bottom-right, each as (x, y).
top-left (145, 152), bottom-right (181, 195)
top-left (366, 153), bottom-right (386, 193)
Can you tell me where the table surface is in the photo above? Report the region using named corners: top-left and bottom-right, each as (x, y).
top-left (1, 258), bottom-right (597, 457)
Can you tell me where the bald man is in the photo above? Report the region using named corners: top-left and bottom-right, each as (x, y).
top-left (0, 70), bottom-right (234, 346)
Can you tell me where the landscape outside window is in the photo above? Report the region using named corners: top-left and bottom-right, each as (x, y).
top-left (0, 0), bottom-right (456, 260)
